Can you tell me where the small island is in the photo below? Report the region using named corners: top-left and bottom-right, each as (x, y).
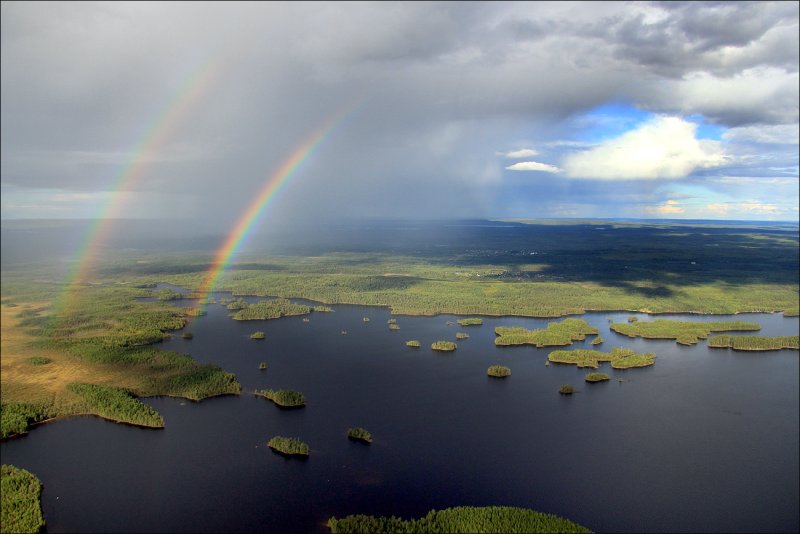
top-left (389, 323), bottom-right (400, 331)
top-left (431, 341), bottom-right (457, 352)
top-left (254, 389), bottom-right (306, 408)
top-left (347, 427), bottom-right (373, 444)
top-left (456, 318), bottom-right (483, 326)
top-left (181, 332), bottom-right (193, 339)
top-left (559, 384), bottom-right (575, 395)
top-left (585, 372), bottom-right (610, 382)
top-left (406, 340), bottom-right (421, 347)
top-left (591, 336), bottom-right (603, 345)
top-left (487, 365), bottom-right (511, 378)
top-left (267, 436), bottom-right (309, 457)
top-left (363, 317), bottom-right (370, 322)
top-left (259, 362), bottom-right (267, 370)
top-left (455, 332), bottom-right (469, 340)
top-left (314, 305), bottom-right (334, 312)
top-left (233, 298), bottom-right (311, 320)
top-left (250, 331), bottom-right (266, 340)
top-left (708, 335), bottom-right (799, 351)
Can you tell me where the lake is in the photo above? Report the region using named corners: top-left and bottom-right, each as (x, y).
top-left (2, 291), bottom-right (798, 533)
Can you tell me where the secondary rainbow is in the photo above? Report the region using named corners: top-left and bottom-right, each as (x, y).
top-left (52, 60), bottom-right (220, 318)
top-left (190, 105), bottom-right (355, 313)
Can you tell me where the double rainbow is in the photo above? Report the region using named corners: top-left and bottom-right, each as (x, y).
top-left (51, 61), bottom-right (221, 318)
top-left (189, 104), bottom-right (356, 315)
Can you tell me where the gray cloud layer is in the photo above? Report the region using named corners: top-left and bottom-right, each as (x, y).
top-left (2, 1), bottom-right (797, 223)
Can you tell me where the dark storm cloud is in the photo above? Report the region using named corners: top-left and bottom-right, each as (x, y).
top-left (1, 1), bottom-right (797, 222)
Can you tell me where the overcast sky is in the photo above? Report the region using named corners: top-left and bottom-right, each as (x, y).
top-left (2, 1), bottom-right (798, 226)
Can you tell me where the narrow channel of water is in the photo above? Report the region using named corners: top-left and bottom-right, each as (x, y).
top-left (3, 293), bottom-right (798, 533)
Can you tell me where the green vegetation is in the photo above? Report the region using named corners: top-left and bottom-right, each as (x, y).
top-left (314, 305), bottom-right (334, 312)
top-left (708, 335), bottom-right (799, 351)
top-left (347, 427), bottom-right (372, 443)
top-left (1, 465), bottom-right (45, 533)
top-left (259, 362), bottom-right (267, 370)
top-left (585, 373), bottom-right (610, 382)
top-left (155, 288), bottom-right (183, 301)
top-left (66, 383), bottom-right (164, 427)
top-left (591, 336), bottom-right (603, 345)
top-left (406, 340), bottom-right (421, 347)
top-left (254, 389), bottom-right (306, 407)
top-left (181, 332), bottom-right (193, 339)
top-left (327, 506), bottom-right (591, 533)
top-left (457, 318), bottom-right (483, 326)
top-left (226, 298), bottom-right (249, 310)
top-left (431, 341), bottom-right (457, 352)
top-left (495, 318), bottom-right (598, 347)
top-left (233, 298), bottom-right (310, 320)
top-left (559, 384), bottom-right (575, 395)
top-left (267, 436), bottom-right (309, 457)
top-left (487, 365), bottom-right (511, 378)
top-left (1, 404), bottom-right (49, 440)
top-left (26, 357), bottom-right (51, 366)
top-left (389, 323), bottom-right (400, 331)
top-left (610, 320), bottom-right (761, 345)
top-left (250, 331), bottom-right (266, 340)
top-left (548, 347), bottom-right (656, 369)
top-left (387, 319), bottom-right (397, 324)
top-left (455, 332), bottom-right (469, 339)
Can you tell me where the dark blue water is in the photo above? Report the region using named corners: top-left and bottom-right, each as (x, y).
top-left (3, 294), bottom-right (798, 533)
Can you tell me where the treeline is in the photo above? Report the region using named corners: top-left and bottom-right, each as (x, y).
top-left (327, 505), bottom-right (591, 533)
top-left (495, 318), bottom-right (598, 347)
top-left (708, 335), bottom-right (799, 351)
top-left (1, 465), bottom-right (46, 533)
top-left (67, 383), bottom-right (165, 428)
top-left (548, 347), bottom-right (655, 369)
top-left (232, 298), bottom-right (311, 320)
top-left (0, 403), bottom-right (50, 440)
top-left (610, 320), bottom-right (761, 345)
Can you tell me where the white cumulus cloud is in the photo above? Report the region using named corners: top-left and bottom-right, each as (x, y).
top-left (505, 161), bottom-right (562, 173)
top-left (504, 148), bottom-right (539, 158)
top-left (562, 116), bottom-right (727, 180)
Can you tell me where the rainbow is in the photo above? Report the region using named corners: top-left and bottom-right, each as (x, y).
top-left (51, 61), bottom-right (220, 318)
top-left (189, 104), bottom-right (355, 314)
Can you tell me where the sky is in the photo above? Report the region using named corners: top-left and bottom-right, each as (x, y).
top-left (1, 1), bottom-right (798, 226)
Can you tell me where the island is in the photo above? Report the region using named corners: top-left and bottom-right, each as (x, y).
top-left (405, 340), bottom-right (421, 347)
top-left (585, 372), bottom-right (610, 382)
top-left (431, 341), bottom-right (457, 352)
top-left (548, 347), bottom-right (656, 369)
top-left (487, 365), bottom-right (511, 378)
top-left (347, 427), bottom-right (373, 444)
top-left (610, 320), bottom-right (761, 345)
top-left (708, 335), bottom-right (799, 351)
top-left (495, 318), bottom-right (598, 347)
top-left (254, 388), bottom-right (306, 408)
top-left (559, 384), bottom-right (575, 395)
top-left (327, 505), bottom-right (591, 533)
top-left (234, 298), bottom-right (311, 320)
top-left (267, 436), bottom-right (309, 457)
top-left (456, 318), bottom-right (483, 326)
top-left (250, 331), bottom-right (266, 340)
top-left (455, 332), bottom-right (469, 339)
